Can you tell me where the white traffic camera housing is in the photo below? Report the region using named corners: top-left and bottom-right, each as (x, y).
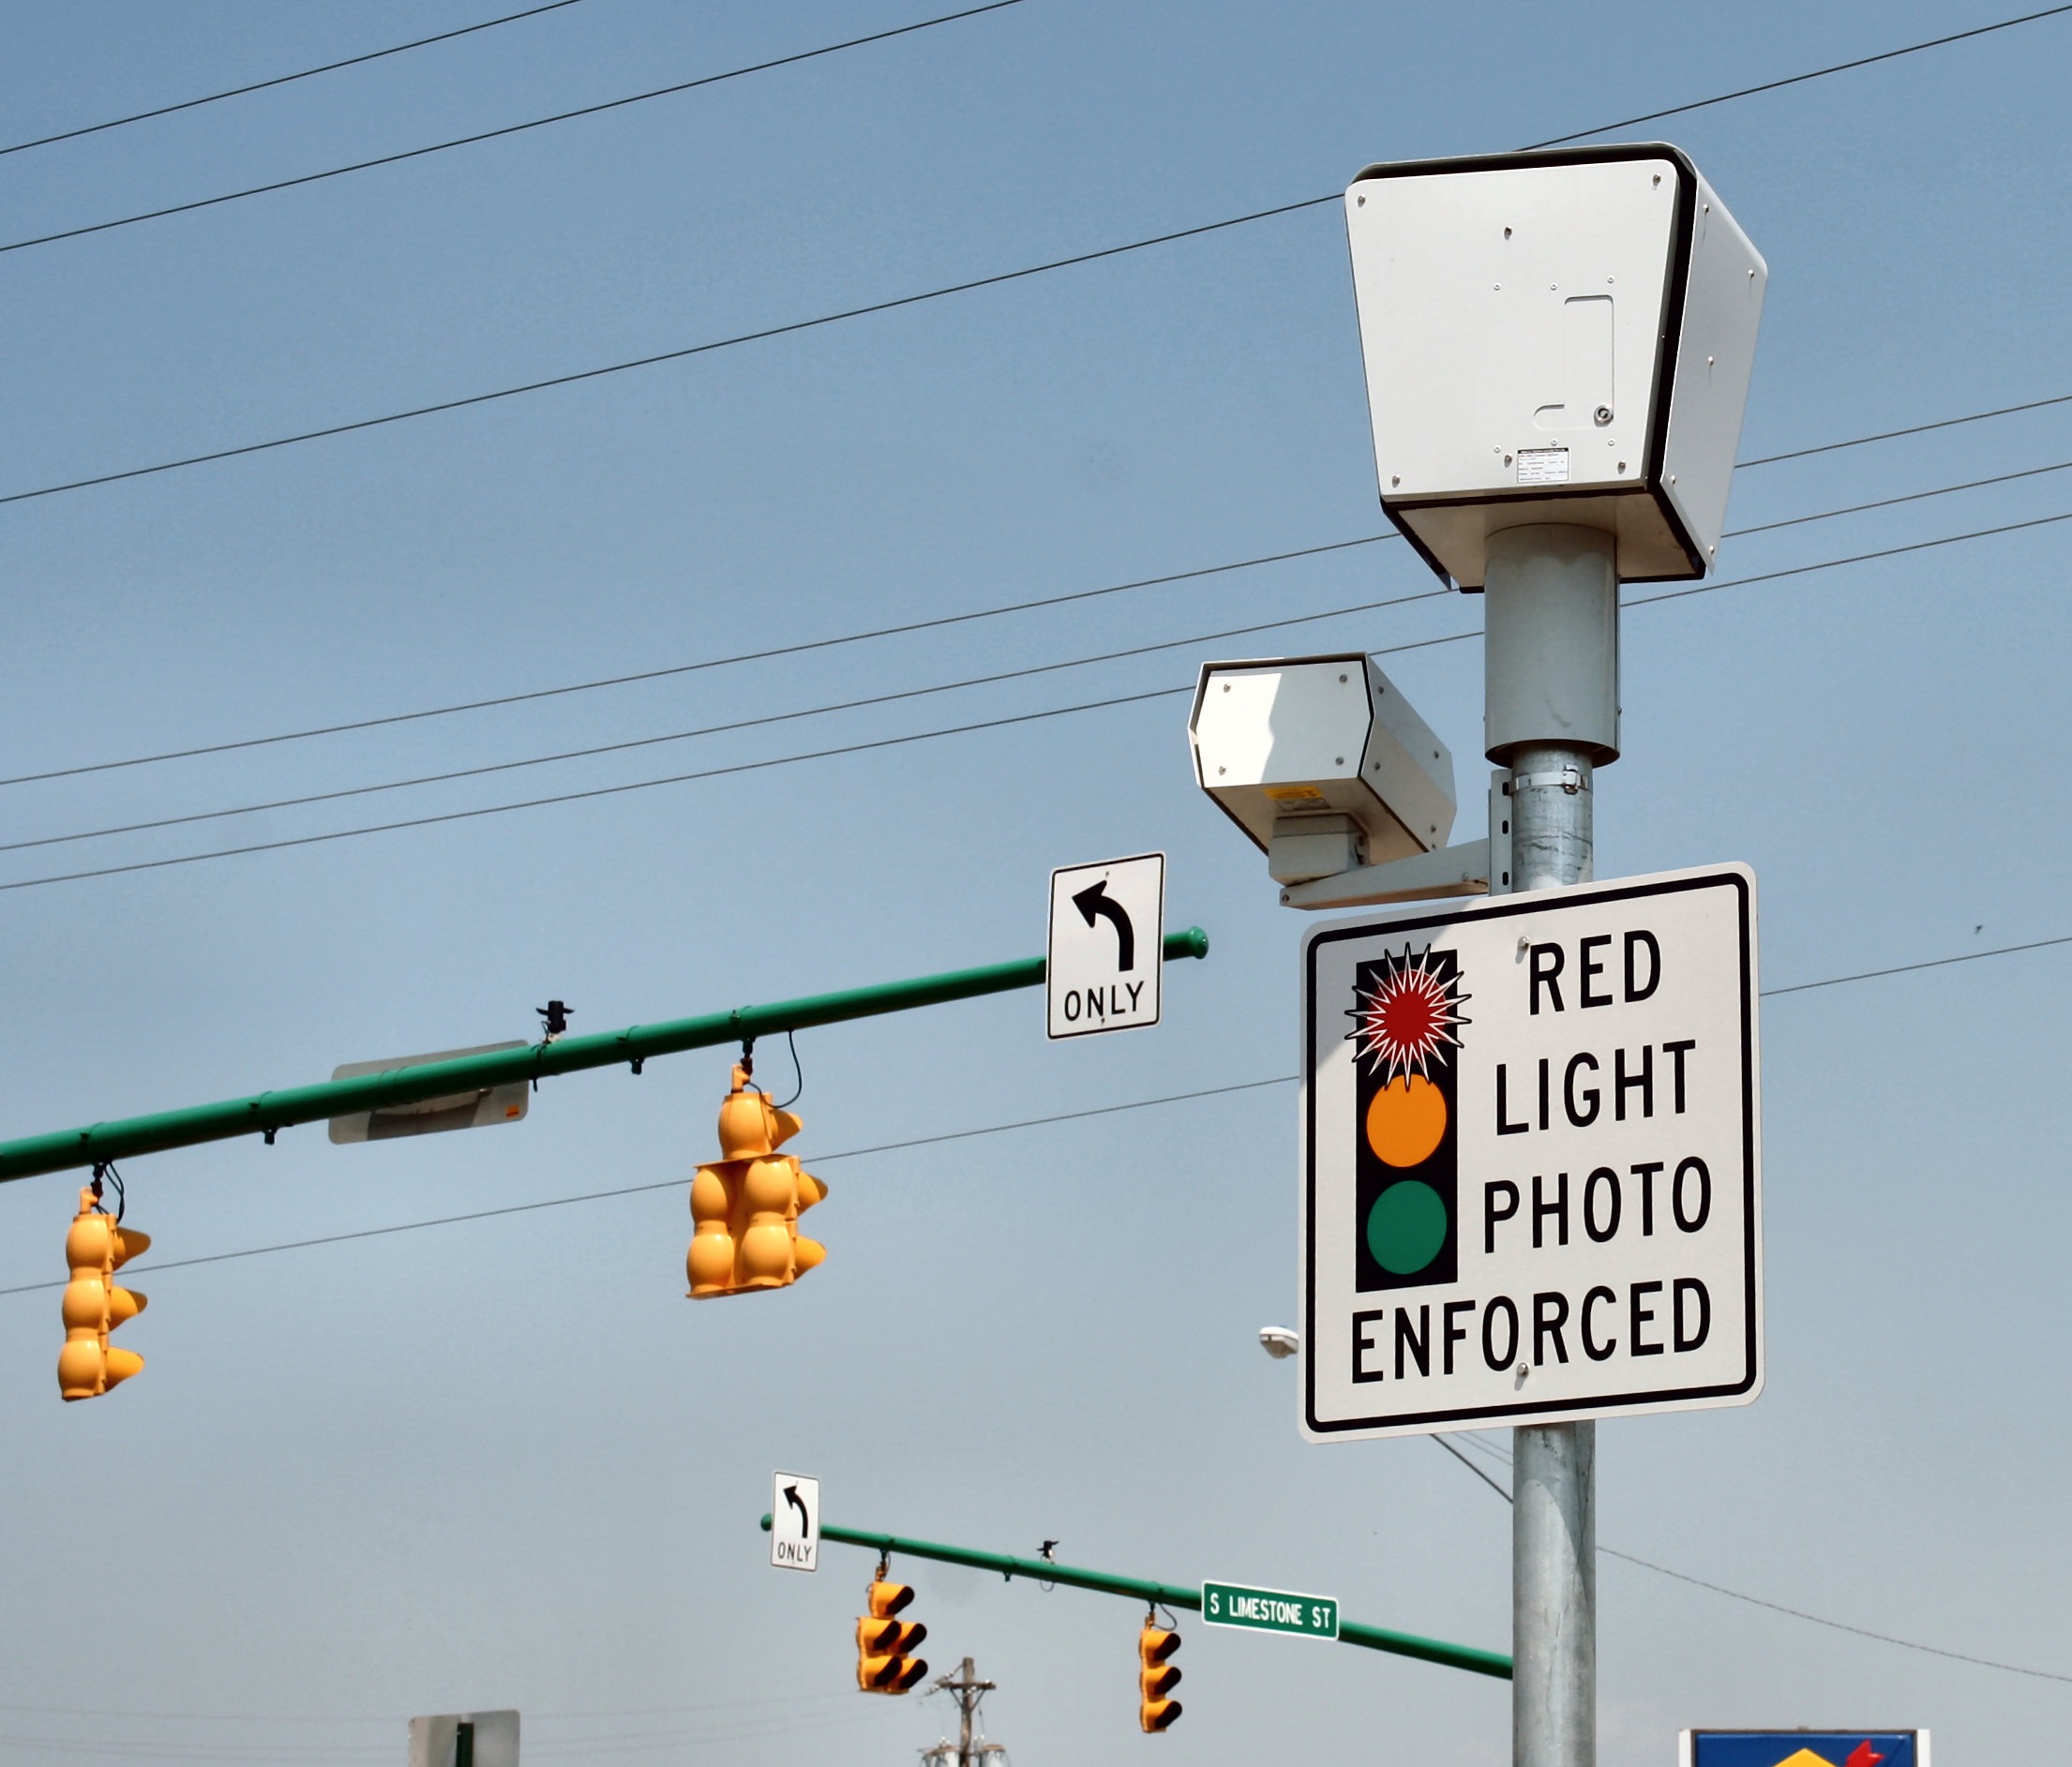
top-left (1345, 142), bottom-right (1765, 589)
top-left (1188, 654), bottom-right (1456, 887)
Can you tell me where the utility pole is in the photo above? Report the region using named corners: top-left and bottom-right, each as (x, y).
top-left (1485, 520), bottom-right (1618, 1767)
top-left (924, 1657), bottom-right (998, 1767)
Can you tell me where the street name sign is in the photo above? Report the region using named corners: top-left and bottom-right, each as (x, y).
top-left (1047, 852), bottom-right (1164, 1039)
top-left (1300, 864), bottom-right (1761, 1440)
top-left (770, 1471), bottom-right (819, 1572)
top-left (328, 1042), bottom-right (529, 1144)
top-left (1202, 1580), bottom-right (1339, 1640)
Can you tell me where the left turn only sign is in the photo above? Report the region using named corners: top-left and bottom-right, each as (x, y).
top-left (1048, 853), bottom-right (1165, 1039)
top-left (770, 1472), bottom-right (819, 1572)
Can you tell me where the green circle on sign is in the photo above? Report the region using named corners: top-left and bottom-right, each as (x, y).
top-left (1366, 1180), bottom-right (1448, 1275)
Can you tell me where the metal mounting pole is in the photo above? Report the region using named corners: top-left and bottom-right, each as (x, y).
top-left (1483, 522), bottom-right (1617, 1767)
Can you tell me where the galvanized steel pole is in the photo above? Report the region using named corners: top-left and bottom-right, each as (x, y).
top-left (1483, 522), bottom-right (1618, 1767)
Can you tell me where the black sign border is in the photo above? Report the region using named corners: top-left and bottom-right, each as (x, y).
top-left (1302, 868), bottom-right (1758, 1436)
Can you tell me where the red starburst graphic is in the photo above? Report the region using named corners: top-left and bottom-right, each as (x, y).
top-left (1347, 946), bottom-right (1470, 1083)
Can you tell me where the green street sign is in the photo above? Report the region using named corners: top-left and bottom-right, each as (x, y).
top-left (1201, 1580), bottom-right (1339, 1640)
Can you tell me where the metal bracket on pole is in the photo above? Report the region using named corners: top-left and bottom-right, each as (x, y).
top-left (1277, 839), bottom-right (1491, 910)
top-left (1276, 770), bottom-right (1515, 909)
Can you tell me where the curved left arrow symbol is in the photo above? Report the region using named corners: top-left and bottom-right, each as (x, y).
top-left (783, 1482), bottom-right (811, 1535)
top-left (1073, 879), bottom-right (1136, 971)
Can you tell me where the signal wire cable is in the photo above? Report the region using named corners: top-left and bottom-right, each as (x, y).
top-left (0, 1), bottom-right (583, 158)
top-left (4, 406), bottom-right (2064, 792)
top-left (14, 458), bottom-right (2071, 858)
top-left (1, 926), bottom-right (2066, 1297)
top-left (3, 4), bottom-right (2064, 506)
top-left (4, 505), bottom-right (2064, 893)
top-left (0, 2), bottom-right (1028, 256)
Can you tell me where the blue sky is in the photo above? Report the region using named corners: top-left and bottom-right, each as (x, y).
top-left (1, 3), bottom-right (2068, 1762)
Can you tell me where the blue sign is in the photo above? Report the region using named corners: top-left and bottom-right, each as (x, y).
top-left (1687, 1732), bottom-right (1925, 1767)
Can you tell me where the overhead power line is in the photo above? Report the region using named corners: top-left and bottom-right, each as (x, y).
top-left (16, 459), bottom-right (2067, 857)
top-left (0, 533), bottom-right (1393, 788)
top-left (5, 5), bottom-right (2065, 508)
top-left (0, 1), bottom-right (1026, 256)
top-left (7, 408), bottom-right (2061, 793)
top-left (0, 1), bottom-right (583, 157)
top-left (1723, 457), bottom-right (2072, 536)
top-left (0, 683), bottom-right (1191, 892)
top-left (0, 195), bottom-right (1332, 510)
top-left (6, 913), bottom-right (2069, 1288)
top-left (1739, 390), bottom-right (2072, 467)
top-left (5, 508), bottom-right (2067, 892)
top-left (1522, 2), bottom-right (2072, 147)
top-left (0, 587), bottom-right (1452, 854)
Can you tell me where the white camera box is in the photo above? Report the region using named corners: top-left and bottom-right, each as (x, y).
top-left (1344, 143), bottom-right (1765, 589)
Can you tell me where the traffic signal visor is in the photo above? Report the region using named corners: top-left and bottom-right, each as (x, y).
top-left (58, 1187), bottom-right (149, 1402)
top-left (856, 1580), bottom-right (927, 1694)
top-left (1138, 1624), bottom-right (1182, 1732)
top-left (687, 1063), bottom-right (827, 1299)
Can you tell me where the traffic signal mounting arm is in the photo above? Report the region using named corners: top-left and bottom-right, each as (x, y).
top-left (0, 930), bottom-right (1210, 1183)
top-left (758, 1512), bottom-right (1510, 1681)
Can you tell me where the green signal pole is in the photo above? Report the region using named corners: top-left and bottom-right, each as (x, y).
top-left (759, 1514), bottom-right (1510, 1681)
top-left (0, 929), bottom-right (1210, 1184)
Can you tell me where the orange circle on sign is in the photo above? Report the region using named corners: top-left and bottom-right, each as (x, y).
top-left (1365, 1074), bottom-right (1447, 1167)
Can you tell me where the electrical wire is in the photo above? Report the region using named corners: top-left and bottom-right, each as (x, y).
top-left (0, 533), bottom-right (1393, 789)
top-left (0, 2), bottom-right (583, 158)
top-left (2, 402), bottom-right (2059, 793)
top-left (1722, 456), bottom-right (2072, 535)
top-left (0, 194), bottom-right (1333, 511)
top-left (1738, 389), bottom-right (2072, 467)
top-left (0, 683), bottom-right (1192, 893)
top-left (3, 922), bottom-right (2067, 1294)
top-left (5, 6), bottom-right (2064, 506)
top-left (7, 506), bottom-right (2065, 892)
top-left (1522, 2), bottom-right (2072, 147)
top-left (0, 2), bottom-right (1026, 257)
top-left (1428, 1438), bottom-right (2072, 1685)
top-left (0, 586), bottom-right (1449, 854)
top-left (12, 456), bottom-right (2065, 854)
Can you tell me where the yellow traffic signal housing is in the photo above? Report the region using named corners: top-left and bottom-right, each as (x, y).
top-left (1138, 1622), bottom-right (1182, 1732)
top-left (856, 1580), bottom-right (928, 1694)
top-left (687, 1062), bottom-right (828, 1299)
top-left (58, 1186), bottom-right (149, 1401)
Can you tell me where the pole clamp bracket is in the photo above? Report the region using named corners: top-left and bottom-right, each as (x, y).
top-left (1509, 765), bottom-right (1588, 796)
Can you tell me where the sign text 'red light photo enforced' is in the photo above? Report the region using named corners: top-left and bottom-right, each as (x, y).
top-left (1301, 866), bottom-right (1762, 1440)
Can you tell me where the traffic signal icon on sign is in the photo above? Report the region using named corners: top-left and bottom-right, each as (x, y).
top-left (58, 1178), bottom-right (149, 1401)
top-left (1138, 1618), bottom-right (1182, 1731)
top-left (856, 1578), bottom-right (928, 1693)
top-left (687, 1061), bottom-right (827, 1298)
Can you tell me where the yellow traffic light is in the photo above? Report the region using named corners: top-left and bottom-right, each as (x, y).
top-left (856, 1577), bottom-right (929, 1694)
top-left (687, 1061), bottom-right (827, 1299)
top-left (1138, 1618), bottom-right (1182, 1732)
top-left (58, 1178), bottom-right (149, 1402)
